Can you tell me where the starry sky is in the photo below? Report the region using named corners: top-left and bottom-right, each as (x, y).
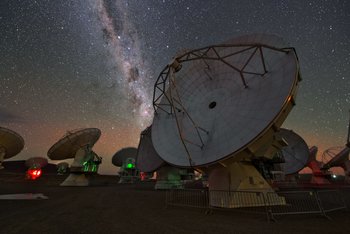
top-left (1, 0), bottom-right (349, 175)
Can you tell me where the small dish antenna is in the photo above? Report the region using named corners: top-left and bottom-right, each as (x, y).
top-left (47, 128), bottom-right (102, 186)
top-left (112, 147), bottom-right (139, 183)
top-left (136, 125), bottom-right (166, 173)
top-left (306, 146), bottom-right (330, 185)
top-left (277, 128), bottom-right (309, 175)
top-left (25, 157), bottom-right (48, 169)
top-left (0, 127), bottom-right (24, 169)
top-left (57, 162), bottom-right (69, 175)
top-left (321, 110), bottom-right (350, 182)
top-left (136, 125), bottom-right (191, 189)
top-left (152, 34), bottom-right (301, 207)
top-left (322, 147), bottom-right (350, 169)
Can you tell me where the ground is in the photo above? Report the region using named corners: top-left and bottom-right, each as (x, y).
top-left (0, 174), bottom-right (349, 234)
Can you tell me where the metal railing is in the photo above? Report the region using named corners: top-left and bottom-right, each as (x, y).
top-left (165, 189), bottom-right (348, 222)
top-left (165, 189), bottom-right (209, 209)
top-left (317, 189), bottom-right (347, 213)
top-left (340, 189), bottom-right (350, 210)
top-left (267, 190), bottom-right (322, 216)
top-left (209, 190), bottom-right (268, 211)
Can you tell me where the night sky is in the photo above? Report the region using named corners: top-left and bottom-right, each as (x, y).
top-left (1, 0), bottom-right (349, 174)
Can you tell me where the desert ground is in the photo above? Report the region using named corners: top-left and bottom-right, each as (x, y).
top-left (0, 173), bottom-right (350, 234)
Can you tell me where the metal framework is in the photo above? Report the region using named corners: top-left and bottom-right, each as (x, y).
top-left (153, 44), bottom-right (295, 114)
top-left (152, 43), bottom-right (296, 167)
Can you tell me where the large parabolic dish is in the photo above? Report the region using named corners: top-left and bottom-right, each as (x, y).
top-left (0, 127), bottom-right (25, 159)
top-left (136, 125), bottom-right (165, 173)
top-left (152, 34), bottom-right (300, 167)
top-left (278, 128), bottom-right (309, 175)
top-left (48, 128), bottom-right (101, 160)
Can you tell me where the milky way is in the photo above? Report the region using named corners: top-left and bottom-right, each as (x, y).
top-left (94, 0), bottom-right (153, 128)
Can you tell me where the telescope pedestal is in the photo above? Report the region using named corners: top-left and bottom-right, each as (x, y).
top-left (119, 169), bottom-right (138, 184)
top-left (208, 161), bottom-right (285, 208)
top-left (155, 166), bottom-right (184, 190)
top-left (60, 174), bottom-right (89, 186)
top-left (60, 148), bottom-right (90, 187)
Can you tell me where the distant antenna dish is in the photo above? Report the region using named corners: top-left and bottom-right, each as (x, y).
top-left (322, 146), bottom-right (350, 182)
top-left (136, 125), bottom-right (188, 189)
top-left (322, 146), bottom-right (349, 169)
top-left (307, 146), bottom-right (331, 185)
top-left (321, 111), bottom-right (350, 182)
top-left (136, 125), bottom-right (165, 173)
top-left (48, 128), bottom-right (100, 160)
top-left (25, 157), bottom-right (48, 169)
top-left (0, 127), bottom-right (24, 169)
top-left (278, 128), bottom-right (309, 175)
top-left (112, 147), bottom-right (139, 183)
top-left (112, 147), bottom-right (137, 167)
top-left (57, 162), bottom-right (69, 175)
top-left (47, 128), bottom-right (102, 186)
top-left (152, 34), bottom-right (300, 207)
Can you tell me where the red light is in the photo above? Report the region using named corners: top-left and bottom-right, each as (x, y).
top-left (140, 172), bottom-right (148, 181)
top-left (27, 169), bottom-right (42, 180)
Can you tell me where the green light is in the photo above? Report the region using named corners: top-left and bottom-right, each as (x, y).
top-left (127, 163), bottom-right (133, 169)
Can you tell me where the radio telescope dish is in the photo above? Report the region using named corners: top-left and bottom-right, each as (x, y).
top-left (321, 111), bottom-right (350, 182)
top-left (25, 157), bottom-right (48, 169)
top-left (0, 127), bottom-right (24, 169)
top-left (112, 147), bottom-right (137, 167)
top-left (152, 34), bottom-right (300, 167)
top-left (321, 146), bottom-right (350, 183)
top-left (306, 146), bottom-right (331, 185)
top-left (57, 162), bottom-right (69, 174)
top-left (322, 146), bottom-right (349, 169)
top-left (136, 125), bottom-right (186, 189)
top-left (136, 125), bottom-right (165, 173)
top-left (112, 147), bottom-right (138, 183)
top-left (151, 34), bottom-right (301, 207)
top-left (48, 128), bottom-right (101, 160)
top-left (278, 128), bottom-right (309, 175)
top-left (47, 128), bottom-right (102, 186)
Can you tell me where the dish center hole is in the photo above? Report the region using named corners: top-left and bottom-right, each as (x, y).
top-left (208, 101), bottom-right (217, 109)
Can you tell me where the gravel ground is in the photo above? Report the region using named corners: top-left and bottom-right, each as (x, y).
top-left (0, 174), bottom-right (349, 234)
